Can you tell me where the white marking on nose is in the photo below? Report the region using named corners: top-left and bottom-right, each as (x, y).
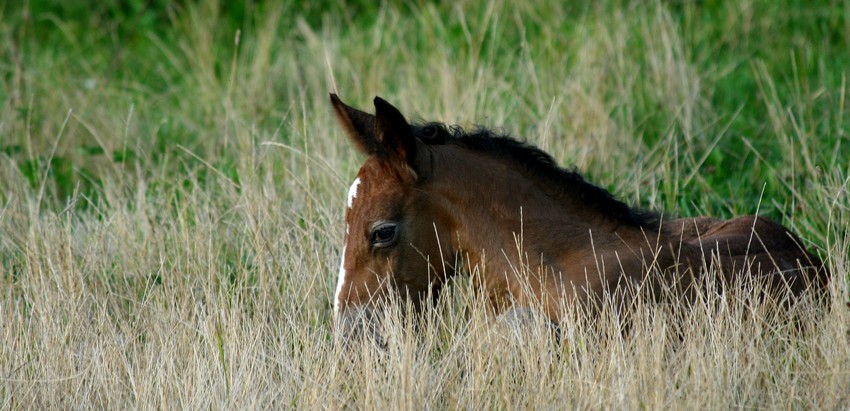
top-left (347, 177), bottom-right (361, 209)
top-left (334, 245), bottom-right (347, 316)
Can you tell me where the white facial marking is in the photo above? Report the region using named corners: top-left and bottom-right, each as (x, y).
top-left (337, 177), bottom-right (363, 316)
top-left (334, 245), bottom-right (347, 316)
top-left (347, 177), bottom-right (361, 209)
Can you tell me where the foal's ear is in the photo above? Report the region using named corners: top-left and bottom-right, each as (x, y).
top-left (330, 94), bottom-right (377, 155)
top-left (373, 96), bottom-right (418, 173)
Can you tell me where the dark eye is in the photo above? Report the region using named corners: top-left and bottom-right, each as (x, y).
top-left (422, 125), bottom-right (439, 138)
top-left (420, 124), bottom-right (444, 143)
top-left (370, 223), bottom-right (399, 247)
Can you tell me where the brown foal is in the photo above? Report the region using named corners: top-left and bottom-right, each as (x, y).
top-left (330, 94), bottom-right (828, 338)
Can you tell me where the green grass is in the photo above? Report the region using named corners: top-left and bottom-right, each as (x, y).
top-left (1, 0), bottom-right (848, 408)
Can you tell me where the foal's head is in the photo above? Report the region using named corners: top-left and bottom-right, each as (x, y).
top-left (331, 95), bottom-right (454, 338)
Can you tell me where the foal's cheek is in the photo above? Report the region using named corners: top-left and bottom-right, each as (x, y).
top-left (371, 253), bottom-right (399, 288)
top-left (402, 242), bottom-right (441, 288)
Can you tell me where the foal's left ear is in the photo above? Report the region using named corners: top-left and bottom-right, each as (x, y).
top-left (373, 97), bottom-right (418, 176)
top-left (330, 94), bottom-right (378, 155)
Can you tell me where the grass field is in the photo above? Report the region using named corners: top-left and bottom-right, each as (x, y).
top-left (1, 0), bottom-right (849, 408)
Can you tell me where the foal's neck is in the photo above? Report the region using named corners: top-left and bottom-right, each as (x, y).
top-left (429, 145), bottom-right (640, 268)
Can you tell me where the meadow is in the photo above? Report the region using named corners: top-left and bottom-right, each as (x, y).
top-left (1, 0), bottom-right (848, 408)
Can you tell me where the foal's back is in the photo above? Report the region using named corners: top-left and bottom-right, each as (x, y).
top-left (665, 215), bottom-right (828, 295)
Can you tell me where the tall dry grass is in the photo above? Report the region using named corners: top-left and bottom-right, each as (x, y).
top-left (1, 0), bottom-right (848, 408)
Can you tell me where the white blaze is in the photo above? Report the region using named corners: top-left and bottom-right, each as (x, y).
top-left (347, 177), bottom-right (361, 209)
top-left (334, 245), bottom-right (346, 315)
top-left (336, 177), bottom-right (362, 316)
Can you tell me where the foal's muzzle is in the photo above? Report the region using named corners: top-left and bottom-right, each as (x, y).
top-left (335, 306), bottom-right (382, 345)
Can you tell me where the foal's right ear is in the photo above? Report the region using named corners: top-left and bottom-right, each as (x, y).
top-left (330, 94), bottom-right (378, 155)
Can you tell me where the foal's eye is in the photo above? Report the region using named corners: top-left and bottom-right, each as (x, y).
top-left (420, 124), bottom-right (444, 143)
top-left (370, 223), bottom-right (399, 247)
top-left (422, 125), bottom-right (438, 138)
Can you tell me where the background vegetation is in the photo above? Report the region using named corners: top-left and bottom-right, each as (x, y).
top-left (1, 0), bottom-right (847, 408)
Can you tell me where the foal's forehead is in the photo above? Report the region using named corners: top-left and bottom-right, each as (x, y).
top-left (345, 158), bottom-right (410, 215)
top-left (345, 163), bottom-right (374, 213)
top-left (346, 176), bottom-right (361, 209)
top-left (357, 157), bottom-right (410, 187)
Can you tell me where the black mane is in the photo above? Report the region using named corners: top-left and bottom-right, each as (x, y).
top-left (411, 122), bottom-right (660, 229)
